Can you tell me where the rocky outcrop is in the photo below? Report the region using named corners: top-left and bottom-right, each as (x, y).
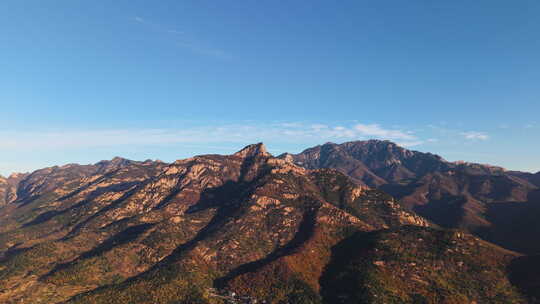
top-left (0, 143), bottom-right (535, 303)
top-left (0, 173), bottom-right (28, 206)
top-left (284, 140), bottom-right (540, 255)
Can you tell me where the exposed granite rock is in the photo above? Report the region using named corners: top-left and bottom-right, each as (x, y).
top-left (283, 140), bottom-right (540, 255)
top-left (0, 143), bottom-right (533, 303)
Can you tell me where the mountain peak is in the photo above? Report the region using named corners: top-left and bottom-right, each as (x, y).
top-left (0, 142), bottom-right (537, 303)
top-left (8, 172), bottom-right (27, 180)
top-left (95, 156), bottom-right (132, 167)
top-left (233, 143), bottom-right (270, 159)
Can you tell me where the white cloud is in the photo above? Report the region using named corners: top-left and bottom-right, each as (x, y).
top-left (310, 124), bottom-right (328, 131)
top-left (428, 125), bottom-right (493, 143)
top-left (395, 141), bottom-right (424, 147)
top-left (353, 124), bottom-right (416, 140)
top-left (0, 122), bottom-right (421, 151)
top-left (0, 122), bottom-right (426, 175)
top-left (461, 131), bottom-right (489, 141)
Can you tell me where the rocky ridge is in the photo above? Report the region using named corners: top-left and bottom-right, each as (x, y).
top-left (282, 140), bottom-right (540, 255)
top-left (0, 143), bottom-right (535, 303)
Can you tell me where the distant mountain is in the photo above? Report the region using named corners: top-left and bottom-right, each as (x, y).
top-left (0, 143), bottom-right (532, 303)
top-left (282, 140), bottom-right (540, 255)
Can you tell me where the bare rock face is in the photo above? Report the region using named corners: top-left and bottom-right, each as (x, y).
top-left (284, 140), bottom-right (540, 255)
top-left (233, 142), bottom-right (270, 159)
top-left (0, 176), bottom-right (9, 206)
top-left (0, 143), bottom-right (533, 303)
top-left (0, 172), bottom-right (28, 206)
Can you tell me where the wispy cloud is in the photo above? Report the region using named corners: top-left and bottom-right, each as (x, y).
top-left (133, 16), bottom-right (228, 59)
top-left (427, 125), bottom-right (492, 143)
top-left (354, 124), bottom-right (416, 140)
top-left (461, 131), bottom-right (489, 141)
top-left (0, 122), bottom-right (422, 151)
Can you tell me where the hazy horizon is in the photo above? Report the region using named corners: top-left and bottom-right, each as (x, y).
top-left (2, 1), bottom-right (539, 175)
top-left (1, 139), bottom-right (538, 177)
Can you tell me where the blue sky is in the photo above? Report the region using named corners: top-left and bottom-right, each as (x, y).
top-left (1, 1), bottom-right (539, 175)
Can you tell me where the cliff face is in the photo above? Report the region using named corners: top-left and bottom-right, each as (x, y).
top-left (284, 140), bottom-right (540, 255)
top-left (0, 144), bottom-right (532, 303)
top-left (0, 173), bottom-right (28, 207)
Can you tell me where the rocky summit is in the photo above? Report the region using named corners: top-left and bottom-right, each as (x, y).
top-left (0, 143), bottom-right (537, 303)
top-left (283, 140), bottom-right (540, 255)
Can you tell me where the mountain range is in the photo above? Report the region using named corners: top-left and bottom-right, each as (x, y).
top-left (280, 140), bottom-right (540, 255)
top-left (0, 141), bottom-right (538, 303)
